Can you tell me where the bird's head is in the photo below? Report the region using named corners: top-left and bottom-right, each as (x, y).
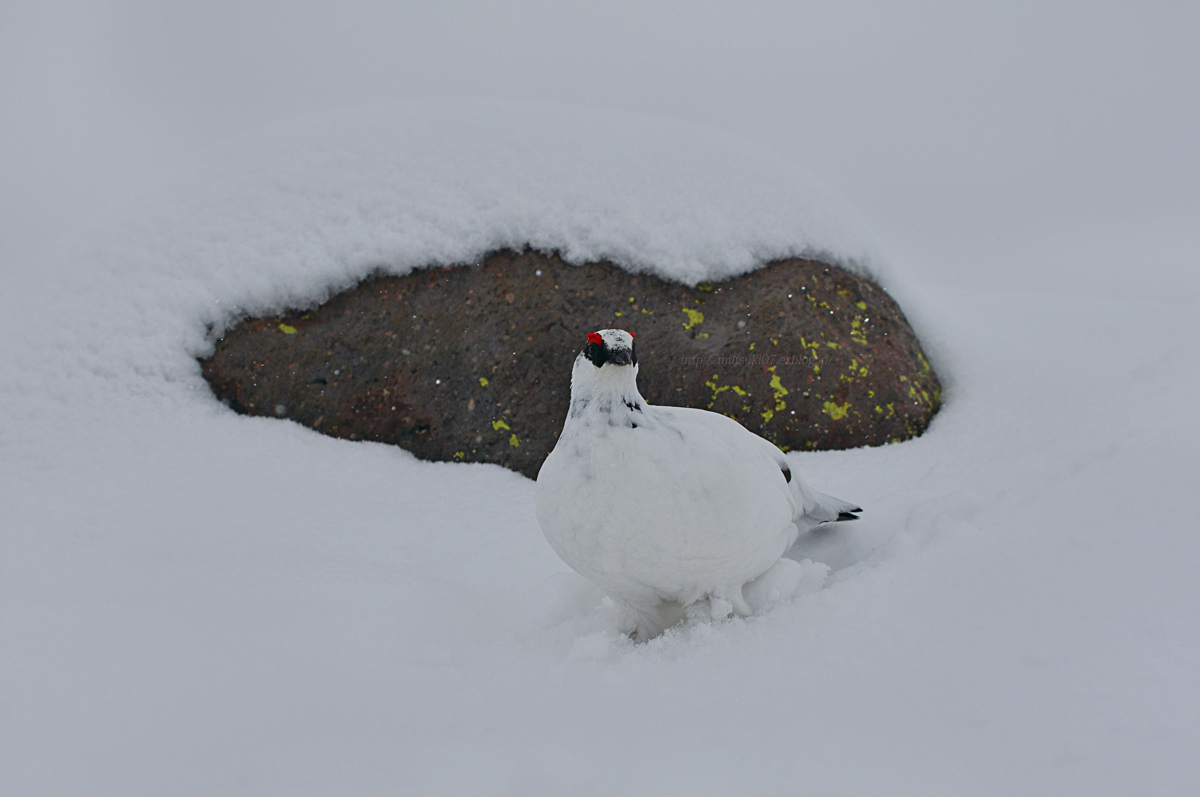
top-left (582, 329), bottom-right (637, 368)
top-left (568, 328), bottom-right (643, 412)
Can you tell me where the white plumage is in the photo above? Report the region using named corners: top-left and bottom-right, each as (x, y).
top-left (536, 329), bottom-right (860, 640)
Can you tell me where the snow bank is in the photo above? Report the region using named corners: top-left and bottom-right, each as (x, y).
top-left (173, 99), bottom-right (880, 288)
top-left (3, 99), bottom-right (1199, 795)
top-left (4, 100), bottom-right (883, 409)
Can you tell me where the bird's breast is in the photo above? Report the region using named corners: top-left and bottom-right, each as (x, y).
top-left (535, 418), bottom-right (796, 594)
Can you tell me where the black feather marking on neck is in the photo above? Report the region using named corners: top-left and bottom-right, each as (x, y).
top-left (780, 463), bottom-right (792, 483)
top-left (569, 398), bottom-right (589, 418)
top-left (624, 400), bottom-right (641, 412)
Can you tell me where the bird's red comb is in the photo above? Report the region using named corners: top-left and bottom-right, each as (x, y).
top-left (587, 332), bottom-right (603, 345)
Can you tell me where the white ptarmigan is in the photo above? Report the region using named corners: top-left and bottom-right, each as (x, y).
top-left (535, 328), bottom-right (861, 640)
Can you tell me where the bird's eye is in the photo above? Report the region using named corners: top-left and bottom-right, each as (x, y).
top-left (587, 332), bottom-right (603, 345)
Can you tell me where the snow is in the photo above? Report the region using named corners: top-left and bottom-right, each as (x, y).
top-left (4, 6), bottom-right (1200, 795)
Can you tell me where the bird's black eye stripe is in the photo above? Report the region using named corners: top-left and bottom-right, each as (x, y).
top-left (780, 463), bottom-right (792, 483)
top-left (631, 341), bottom-right (637, 366)
top-left (584, 341), bottom-right (608, 368)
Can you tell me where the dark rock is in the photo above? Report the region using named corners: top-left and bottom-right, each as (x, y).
top-left (201, 249), bottom-right (941, 479)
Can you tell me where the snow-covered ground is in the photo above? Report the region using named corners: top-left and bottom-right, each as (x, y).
top-left (3, 5), bottom-right (1199, 795)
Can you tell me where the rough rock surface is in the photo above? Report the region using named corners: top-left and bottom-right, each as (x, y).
top-left (201, 249), bottom-right (941, 479)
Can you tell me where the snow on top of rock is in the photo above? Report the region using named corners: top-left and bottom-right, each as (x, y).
top-left (117, 99), bottom-right (882, 310)
top-left (10, 100), bottom-right (884, 396)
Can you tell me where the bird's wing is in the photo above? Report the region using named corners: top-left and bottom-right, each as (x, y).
top-left (655, 405), bottom-right (860, 526)
top-left (653, 405), bottom-right (796, 486)
top-left (646, 405), bottom-right (798, 526)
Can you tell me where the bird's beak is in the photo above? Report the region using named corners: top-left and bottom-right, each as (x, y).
top-left (608, 349), bottom-right (632, 366)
